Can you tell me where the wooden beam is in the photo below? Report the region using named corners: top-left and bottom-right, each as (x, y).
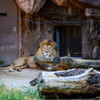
top-left (19, 10), bottom-right (22, 57)
top-left (52, 0), bottom-right (76, 8)
top-left (52, 0), bottom-right (100, 9)
top-left (79, 0), bottom-right (100, 7)
top-left (85, 8), bottom-right (100, 18)
top-left (52, 0), bottom-right (84, 9)
top-left (71, 0), bottom-right (100, 9)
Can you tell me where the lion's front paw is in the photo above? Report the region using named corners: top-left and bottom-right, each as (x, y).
top-left (9, 68), bottom-right (15, 72)
top-left (14, 67), bottom-right (22, 72)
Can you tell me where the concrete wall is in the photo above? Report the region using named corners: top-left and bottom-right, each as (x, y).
top-left (0, 0), bottom-right (19, 64)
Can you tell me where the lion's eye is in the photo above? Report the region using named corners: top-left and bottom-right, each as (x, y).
top-left (48, 47), bottom-right (51, 50)
top-left (43, 47), bottom-right (45, 51)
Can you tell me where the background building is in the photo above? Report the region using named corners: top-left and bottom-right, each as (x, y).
top-left (0, 0), bottom-right (100, 64)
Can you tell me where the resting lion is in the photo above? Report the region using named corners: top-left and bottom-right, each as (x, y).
top-left (9, 40), bottom-right (59, 72)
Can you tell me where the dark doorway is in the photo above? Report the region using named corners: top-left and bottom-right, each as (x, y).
top-left (54, 25), bottom-right (82, 57)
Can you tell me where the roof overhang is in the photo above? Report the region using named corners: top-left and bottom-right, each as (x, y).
top-left (14, 0), bottom-right (100, 18)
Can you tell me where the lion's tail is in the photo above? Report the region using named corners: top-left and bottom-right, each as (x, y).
top-left (0, 64), bottom-right (13, 70)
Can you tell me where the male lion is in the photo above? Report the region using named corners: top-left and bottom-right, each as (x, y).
top-left (9, 40), bottom-right (59, 72)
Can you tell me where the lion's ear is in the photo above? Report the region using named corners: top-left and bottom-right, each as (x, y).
top-left (50, 41), bottom-right (57, 48)
top-left (39, 40), bottom-right (48, 48)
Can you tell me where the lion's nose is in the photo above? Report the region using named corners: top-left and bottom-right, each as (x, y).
top-left (45, 52), bottom-right (49, 57)
top-left (45, 52), bottom-right (49, 55)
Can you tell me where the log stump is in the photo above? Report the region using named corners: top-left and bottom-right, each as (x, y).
top-left (37, 68), bottom-right (100, 99)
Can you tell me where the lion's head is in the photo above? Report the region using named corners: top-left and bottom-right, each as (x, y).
top-left (35, 40), bottom-right (59, 57)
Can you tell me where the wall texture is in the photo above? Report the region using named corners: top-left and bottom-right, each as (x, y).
top-left (0, 0), bottom-right (19, 64)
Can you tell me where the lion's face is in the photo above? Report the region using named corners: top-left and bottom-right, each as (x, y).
top-left (42, 45), bottom-right (53, 57)
top-left (35, 40), bottom-right (59, 57)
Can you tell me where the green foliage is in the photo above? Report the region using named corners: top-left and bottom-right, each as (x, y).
top-left (0, 83), bottom-right (45, 100)
top-left (22, 86), bottom-right (45, 100)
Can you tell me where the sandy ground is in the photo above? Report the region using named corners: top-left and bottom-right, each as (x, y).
top-left (0, 68), bottom-right (43, 88)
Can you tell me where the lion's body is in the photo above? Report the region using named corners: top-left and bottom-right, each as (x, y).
top-left (9, 40), bottom-right (59, 72)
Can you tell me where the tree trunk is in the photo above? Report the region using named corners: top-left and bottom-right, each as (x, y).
top-left (38, 68), bottom-right (100, 95)
top-left (34, 56), bottom-right (100, 70)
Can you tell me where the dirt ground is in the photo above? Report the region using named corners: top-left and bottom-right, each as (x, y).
top-left (0, 68), bottom-right (43, 88)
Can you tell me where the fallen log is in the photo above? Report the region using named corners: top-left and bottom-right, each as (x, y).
top-left (37, 68), bottom-right (100, 97)
top-left (34, 56), bottom-right (100, 70)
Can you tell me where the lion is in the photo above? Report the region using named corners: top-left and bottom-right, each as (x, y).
top-left (9, 40), bottom-right (59, 72)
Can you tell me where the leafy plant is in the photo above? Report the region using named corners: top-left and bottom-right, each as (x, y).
top-left (0, 83), bottom-right (45, 100)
